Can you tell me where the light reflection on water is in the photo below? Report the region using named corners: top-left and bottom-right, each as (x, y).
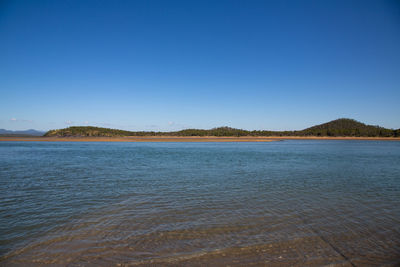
top-left (0, 141), bottom-right (400, 266)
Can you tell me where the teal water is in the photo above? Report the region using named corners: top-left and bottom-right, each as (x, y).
top-left (1, 141), bottom-right (400, 266)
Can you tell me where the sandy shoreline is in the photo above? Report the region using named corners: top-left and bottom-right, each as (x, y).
top-left (0, 136), bottom-right (399, 142)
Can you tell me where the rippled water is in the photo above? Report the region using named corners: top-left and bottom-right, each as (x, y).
top-left (1, 141), bottom-right (400, 266)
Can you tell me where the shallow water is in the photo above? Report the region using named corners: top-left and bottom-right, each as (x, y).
top-left (0, 141), bottom-right (399, 266)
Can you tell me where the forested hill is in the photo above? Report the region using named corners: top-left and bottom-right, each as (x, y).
top-left (44, 126), bottom-right (137, 137)
top-left (298, 118), bottom-right (397, 137)
top-left (44, 119), bottom-right (400, 137)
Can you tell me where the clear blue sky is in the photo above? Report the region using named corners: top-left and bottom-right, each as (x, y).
top-left (1, 0), bottom-right (399, 131)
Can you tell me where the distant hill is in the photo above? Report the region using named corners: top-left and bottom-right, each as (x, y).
top-left (0, 129), bottom-right (45, 137)
top-left (298, 118), bottom-right (396, 137)
top-left (44, 126), bottom-right (138, 137)
top-left (44, 119), bottom-right (399, 137)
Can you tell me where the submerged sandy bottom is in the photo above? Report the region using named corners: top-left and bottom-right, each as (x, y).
top-left (2, 198), bottom-right (400, 266)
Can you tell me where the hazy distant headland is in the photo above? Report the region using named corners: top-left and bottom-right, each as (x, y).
top-left (43, 119), bottom-right (399, 138)
top-left (0, 129), bottom-right (45, 137)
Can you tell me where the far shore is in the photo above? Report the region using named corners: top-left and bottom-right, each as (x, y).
top-left (1, 136), bottom-right (400, 142)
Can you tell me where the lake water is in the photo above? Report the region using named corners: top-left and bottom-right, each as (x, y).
top-left (1, 141), bottom-right (400, 266)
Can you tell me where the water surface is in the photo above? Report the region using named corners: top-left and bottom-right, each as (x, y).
top-left (1, 141), bottom-right (399, 266)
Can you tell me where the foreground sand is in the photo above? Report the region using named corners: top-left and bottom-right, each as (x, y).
top-left (1, 136), bottom-right (400, 142)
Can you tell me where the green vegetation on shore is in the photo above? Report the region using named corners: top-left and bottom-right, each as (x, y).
top-left (44, 119), bottom-right (400, 137)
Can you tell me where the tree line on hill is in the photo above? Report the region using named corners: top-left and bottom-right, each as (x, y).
top-left (43, 119), bottom-right (400, 137)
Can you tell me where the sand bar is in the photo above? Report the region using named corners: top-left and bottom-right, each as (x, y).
top-left (1, 136), bottom-right (400, 142)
